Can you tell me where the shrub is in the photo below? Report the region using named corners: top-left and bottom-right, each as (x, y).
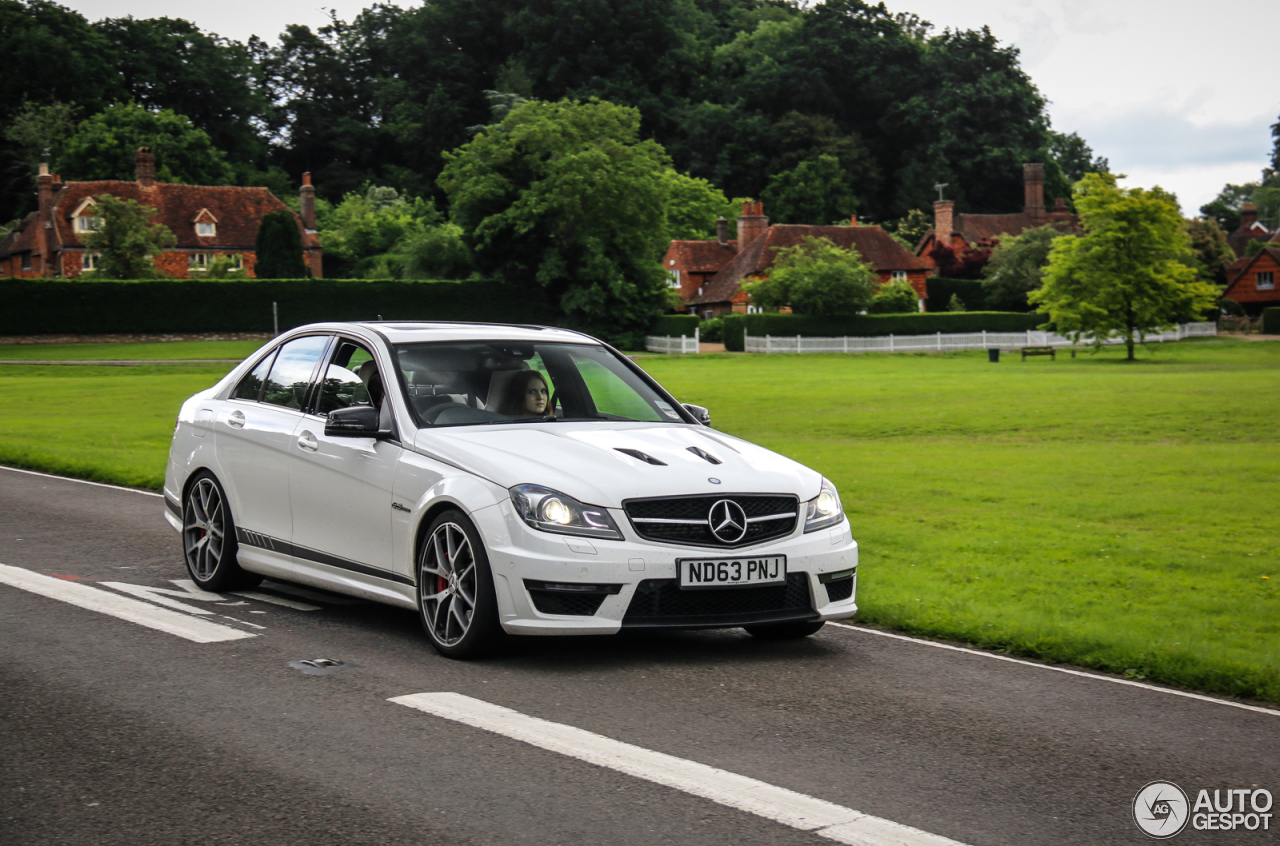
top-left (743, 311), bottom-right (1043, 339)
top-left (867, 279), bottom-right (919, 313)
top-left (947, 294), bottom-right (967, 312)
top-left (699, 317), bottom-right (724, 342)
top-left (1263, 307), bottom-right (1280, 335)
top-left (925, 277), bottom-right (987, 312)
top-left (649, 314), bottom-right (700, 337)
top-left (255, 210), bottom-right (308, 279)
top-left (722, 314), bottom-right (747, 351)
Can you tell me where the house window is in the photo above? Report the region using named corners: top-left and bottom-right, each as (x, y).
top-left (667, 269), bottom-right (680, 288)
top-left (1257, 271), bottom-right (1275, 291)
top-left (196, 221), bottom-right (216, 237)
top-left (225, 254), bottom-right (243, 269)
top-left (21, 253), bottom-right (32, 271)
top-left (189, 253), bottom-right (213, 271)
top-left (75, 215), bottom-right (102, 233)
top-left (83, 252), bottom-right (101, 271)
top-left (890, 271), bottom-right (908, 281)
top-left (704, 309), bottom-right (715, 320)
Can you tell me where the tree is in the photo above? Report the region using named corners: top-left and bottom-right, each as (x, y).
top-left (929, 238), bottom-right (996, 280)
top-left (81, 194), bottom-right (176, 279)
top-left (761, 155), bottom-right (859, 224)
top-left (1199, 182), bottom-right (1256, 234)
top-left (61, 103), bottom-right (235, 185)
top-left (319, 184), bottom-right (439, 278)
top-left (867, 279), bottom-right (919, 313)
top-left (255, 210), bottom-right (307, 278)
top-left (439, 98), bottom-right (672, 343)
top-left (981, 224), bottom-right (1064, 311)
top-left (661, 170), bottom-right (731, 241)
top-left (1031, 173), bottom-right (1219, 360)
top-left (745, 236), bottom-right (876, 316)
top-left (1184, 218), bottom-right (1235, 289)
top-left (3, 101), bottom-right (78, 182)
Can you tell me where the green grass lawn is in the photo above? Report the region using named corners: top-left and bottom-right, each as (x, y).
top-left (0, 340), bottom-right (268, 360)
top-left (0, 338), bottom-right (1276, 703)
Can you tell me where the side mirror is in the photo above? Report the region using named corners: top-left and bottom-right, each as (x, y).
top-left (681, 403), bottom-right (711, 427)
top-left (326, 405), bottom-right (386, 438)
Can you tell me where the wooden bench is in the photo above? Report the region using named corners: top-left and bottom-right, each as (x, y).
top-left (1021, 345), bottom-right (1075, 361)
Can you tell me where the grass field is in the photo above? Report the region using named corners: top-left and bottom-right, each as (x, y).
top-left (0, 338), bottom-right (1276, 703)
top-left (0, 340), bottom-right (268, 360)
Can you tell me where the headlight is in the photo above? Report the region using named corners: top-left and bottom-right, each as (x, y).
top-left (509, 484), bottom-right (622, 540)
top-left (803, 478), bottom-right (844, 533)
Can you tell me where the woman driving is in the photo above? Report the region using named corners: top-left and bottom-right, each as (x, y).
top-left (497, 370), bottom-right (551, 417)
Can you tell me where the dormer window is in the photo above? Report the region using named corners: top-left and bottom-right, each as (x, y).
top-left (71, 198), bottom-right (101, 234)
top-left (193, 208), bottom-right (218, 238)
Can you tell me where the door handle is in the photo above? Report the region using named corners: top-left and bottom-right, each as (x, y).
top-left (297, 431), bottom-right (319, 452)
top-left (227, 410), bottom-right (245, 429)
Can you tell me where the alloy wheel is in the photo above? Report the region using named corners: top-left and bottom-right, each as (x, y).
top-left (183, 477), bottom-right (226, 581)
top-left (419, 522), bottom-right (478, 646)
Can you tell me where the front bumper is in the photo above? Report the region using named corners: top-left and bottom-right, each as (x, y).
top-left (475, 501), bottom-right (859, 636)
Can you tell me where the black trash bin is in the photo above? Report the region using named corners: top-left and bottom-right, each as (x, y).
top-left (988, 348), bottom-right (1000, 363)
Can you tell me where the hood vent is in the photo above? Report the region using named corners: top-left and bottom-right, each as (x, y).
top-left (614, 448), bottom-right (667, 466)
top-left (686, 446), bottom-right (722, 465)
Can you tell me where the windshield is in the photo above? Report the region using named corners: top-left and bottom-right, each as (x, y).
top-left (392, 341), bottom-right (688, 428)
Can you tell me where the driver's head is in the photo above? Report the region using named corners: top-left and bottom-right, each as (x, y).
top-left (502, 371), bottom-right (549, 416)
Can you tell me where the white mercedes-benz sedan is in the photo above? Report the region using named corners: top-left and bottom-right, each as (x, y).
top-left (164, 322), bottom-right (858, 657)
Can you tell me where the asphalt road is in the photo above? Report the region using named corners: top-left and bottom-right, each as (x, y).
top-left (1, 465), bottom-right (1276, 846)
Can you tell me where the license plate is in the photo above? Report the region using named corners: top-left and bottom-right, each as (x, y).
top-left (678, 555), bottom-right (787, 589)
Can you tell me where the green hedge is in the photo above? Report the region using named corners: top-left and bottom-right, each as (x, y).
top-left (0, 278), bottom-right (557, 335)
top-left (743, 311), bottom-right (1042, 338)
top-left (722, 314), bottom-right (746, 351)
top-left (649, 314), bottom-right (700, 337)
top-left (925, 277), bottom-right (989, 312)
top-left (1264, 307), bottom-right (1280, 335)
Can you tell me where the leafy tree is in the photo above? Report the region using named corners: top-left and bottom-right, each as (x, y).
top-left (929, 238), bottom-right (996, 280)
top-left (662, 171), bottom-right (731, 241)
top-left (401, 223), bottom-right (475, 280)
top-left (981, 224), bottom-right (1064, 310)
top-left (885, 208), bottom-right (932, 246)
top-left (319, 184), bottom-right (440, 278)
top-left (81, 194), bottom-right (176, 278)
top-left (1272, 112), bottom-right (1279, 171)
top-left (1031, 173), bottom-right (1220, 360)
top-left (761, 155), bottom-right (859, 224)
top-left (1199, 182), bottom-right (1256, 234)
top-left (866, 278), bottom-right (919, 313)
top-left (1184, 218), bottom-right (1236, 289)
top-left (745, 236), bottom-right (876, 316)
top-left (61, 103), bottom-right (235, 184)
top-left (947, 293), bottom-right (967, 312)
top-left (255, 210), bottom-right (308, 278)
top-left (3, 101), bottom-right (78, 182)
top-left (439, 98), bottom-right (672, 342)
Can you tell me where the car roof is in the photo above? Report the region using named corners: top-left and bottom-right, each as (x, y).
top-left (299, 321), bottom-right (601, 346)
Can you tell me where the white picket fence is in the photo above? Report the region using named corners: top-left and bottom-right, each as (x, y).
top-left (743, 322), bottom-right (1217, 354)
top-left (645, 326), bottom-right (700, 354)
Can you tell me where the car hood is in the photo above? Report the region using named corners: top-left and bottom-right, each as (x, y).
top-left (412, 422), bottom-right (822, 508)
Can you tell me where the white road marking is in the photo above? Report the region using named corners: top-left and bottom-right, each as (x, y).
top-left (100, 581), bottom-right (218, 615)
top-left (0, 464), bottom-right (162, 497)
top-left (828, 623), bottom-right (1280, 717)
top-left (390, 692), bottom-right (970, 846)
top-left (0, 563), bottom-right (254, 643)
top-left (231, 590), bottom-right (321, 611)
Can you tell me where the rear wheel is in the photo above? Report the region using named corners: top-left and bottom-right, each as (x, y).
top-left (417, 510), bottom-right (505, 659)
top-left (182, 472), bottom-right (262, 592)
top-left (744, 620), bottom-right (825, 640)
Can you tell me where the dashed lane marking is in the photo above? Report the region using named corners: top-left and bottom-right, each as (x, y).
top-left (827, 623), bottom-right (1280, 717)
top-left (231, 590), bottom-right (321, 611)
top-left (0, 563), bottom-right (255, 643)
top-left (390, 692), bottom-right (971, 846)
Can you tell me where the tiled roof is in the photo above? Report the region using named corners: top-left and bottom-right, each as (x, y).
top-left (688, 224), bottom-right (927, 306)
top-left (1227, 222), bottom-right (1272, 258)
top-left (2, 181), bottom-right (316, 258)
top-left (666, 239), bottom-right (737, 272)
top-left (0, 212), bottom-right (38, 256)
top-left (1224, 246), bottom-right (1280, 296)
top-left (954, 212), bottom-right (1075, 243)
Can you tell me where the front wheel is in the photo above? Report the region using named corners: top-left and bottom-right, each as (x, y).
top-left (744, 620), bottom-right (825, 640)
top-left (182, 472), bottom-right (261, 592)
top-left (417, 510), bottom-right (505, 659)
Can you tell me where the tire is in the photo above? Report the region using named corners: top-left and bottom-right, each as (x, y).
top-left (744, 620), bottom-right (825, 640)
top-left (417, 509), bottom-right (505, 659)
top-left (182, 471), bottom-right (262, 592)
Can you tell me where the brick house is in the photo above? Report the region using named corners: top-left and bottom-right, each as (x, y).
top-left (913, 163), bottom-right (1078, 270)
top-left (1226, 203), bottom-right (1274, 258)
top-left (667, 201), bottom-right (931, 318)
top-left (1222, 246), bottom-right (1280, 314)
top-left (0, 148), bottom-right (322, 278)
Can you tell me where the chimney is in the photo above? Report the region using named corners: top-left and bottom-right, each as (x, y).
top-left (1023, 163), bottom-right (1045, 217)
top-left (933, 199), bottom-right (954, 248)
top-left (1240, 203), bottom-right (1258, 232)
top-left (738, 200), bottom-right (769, 251)
top-left (300, 172), bottom-right (316, 232)
top-left (36, 160), bottom-right (54, 276)
top-left (715, 216), bottom-right (728, 246)
top-left (136, 147), bottom-right (156, 188)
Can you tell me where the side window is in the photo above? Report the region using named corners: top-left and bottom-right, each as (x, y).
top-left (261, 336), bottom-right (330, 411)
top-left (233, 351), bottom-right (276, 401)
top-left (316, 340), bottom-right (381, 416)
top-left (571, 354), bottom-right (663, 422)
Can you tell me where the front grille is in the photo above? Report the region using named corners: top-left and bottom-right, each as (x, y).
top-left (624, 494), bottom-right (798, 548)
top-left (824, 576), bottom-right (854, 602)
top-left (622, 573), bottom-right (815, 629)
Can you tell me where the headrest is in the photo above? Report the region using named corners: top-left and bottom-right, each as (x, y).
top-left (483, 368), bottom-right (532, 412)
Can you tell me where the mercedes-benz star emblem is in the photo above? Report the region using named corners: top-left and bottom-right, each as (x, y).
top-left (708, 499), bottom-right (748, 544)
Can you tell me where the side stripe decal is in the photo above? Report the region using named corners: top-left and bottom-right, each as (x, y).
top-left (234, 528), bottom-right (414, 586)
